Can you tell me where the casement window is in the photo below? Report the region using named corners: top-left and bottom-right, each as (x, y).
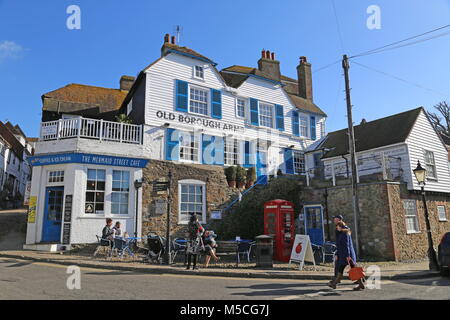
top-left (236, 98), bottom-right (246, 118)
top-left (189, 86), bottom-right (208, 116)
top-left (111, 170), bottom-right (130, 215)
top-left (179, 180), bottom-right (206, 224)
top-left (293, 151), bottom-right (305, 174)
top-left (194, 65), bottom-right (204, 79)
top-left (403, 200), bottom-right (420, 233)
top-left (179, 132), bottom-right (200, 162)
top-left (85, 169), bottom-right (105, 214)
top-left (424, 150), bottom-right (437, 180)
top-left (437, 205), bottom-right (447, 221)
top-left (224, 138), bottom-right (239, 166)
top-left (319, 121), bottom-right (325, 137)
top-left (300, 115), bottom-right (308, 137)
top-left (126, 99), bottom-right (133, 115)
top-left (259, 102), bottom-right (274, 128)
top-left (48, 170), bottom-right (64, 183)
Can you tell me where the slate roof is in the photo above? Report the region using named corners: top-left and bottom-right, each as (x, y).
top-left (220, 65), bottom-right (326, 116)
top-left (42, 84), bottom-right (128, 114)
top-left (161, 42), bottom-right (216, 65)
top-left (321, 107), bottom-right (423, 159)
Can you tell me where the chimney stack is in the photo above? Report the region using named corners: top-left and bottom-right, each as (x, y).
top-left (171, 36), bottom-right (176, 45)
top-left (120, 75), bottom-right (135, 91)
top-left (164, 33), bottom-right (170, 43)
top-left (297, 56), bottom-right (313, 101)
top-left (257, 49), bottom-right (281, 81)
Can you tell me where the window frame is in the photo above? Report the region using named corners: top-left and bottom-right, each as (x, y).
top-left (224, 137), bottom-right (240, 166)
top-left (110, 170), bottom-right (131, 215)
top-left (193, 65), bottom-right (205, 80)
top-left (188, 84), bottom-right (209, 116)
top-left (178, 131), bottom-right (201, 163)
top-left (258, 101), bottom-right (274, 129)
top-left (299, 114), bottom-right (309, 138)
top-left (437, 205), bottom-right (447, 222)
top-left (84, 168), bottom-right (106, 215)
top-left (403, 199), bottom-right (421, 234)
top-left (293, 151), bottom-right (306, 175)
top-left (178, 179), bottom-right (206, 225)
top-left (423, 150), bottom-right (437, 180)
top-left (47, 170), bottom-right (65, 184)
top-left (236, 98), bottom-right (246, 119)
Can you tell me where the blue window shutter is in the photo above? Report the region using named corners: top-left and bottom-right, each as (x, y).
top-left (211, 89), bottom-right (222, 119)
top-left (250, 98), bottom-right (259, 126)
top-left (202, 134), bottom-right (214, 164)
top-left (292, 110), bottom-right (300, 136)
top-left (214, 136), bottom-right (224, 165)
top-left (284, 148), bottom-right (294, 174)
top-left (175, 80), bottom-right (188, 112)
top-left (244, 141), bottom-right (252, 168)
top-left (166, 128), bottom-right (179, 161)
top-left (275, 104), bottom-right (284, 131)
top-left (310, 115), bottom-right (316, 140)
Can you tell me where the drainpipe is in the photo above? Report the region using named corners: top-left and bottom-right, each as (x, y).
top-left (324, 188), bottom-right (330, 241)
top-left (133, 179), bottom-right (143, 237)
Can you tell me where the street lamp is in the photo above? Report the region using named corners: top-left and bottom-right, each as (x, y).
top-left (412, 161), bottom-right (439, 271)
top-left (133, 179), bottom-right (143, 238)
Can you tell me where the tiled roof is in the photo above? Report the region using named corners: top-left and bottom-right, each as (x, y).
top-left (161, 43), bottom-right (216, 65)
top-left (321, 107), bottom-right (423, 159)
top-left (220, 65), bottom-right (326, 116)
top-left (42, 84), bottom-right (128, 114)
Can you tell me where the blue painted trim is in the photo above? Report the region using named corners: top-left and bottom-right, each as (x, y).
top-left (29, 153), bottom-right (149, 168)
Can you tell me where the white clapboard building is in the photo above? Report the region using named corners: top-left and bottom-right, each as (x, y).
top-left (24, 34), bottom-right (327, 250)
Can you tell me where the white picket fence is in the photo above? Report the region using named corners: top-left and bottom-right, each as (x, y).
top-left (40, 118), bottom-right (142, 144)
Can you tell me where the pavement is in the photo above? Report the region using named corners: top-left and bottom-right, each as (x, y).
top-left (0, 256), bottom-right (449, 300)
top-left (0, 248), bottom-right (441, 281)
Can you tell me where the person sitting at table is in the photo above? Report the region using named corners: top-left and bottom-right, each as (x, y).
top-left (112, 221), bottom-right (122, 238)
top-left (203, 230), bottom-right (219, 268)
top-left (102, 218), bottom-right (114, 247)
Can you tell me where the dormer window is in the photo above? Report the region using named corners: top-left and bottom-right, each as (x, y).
top-left (194, 65), bottom-right (204, 79)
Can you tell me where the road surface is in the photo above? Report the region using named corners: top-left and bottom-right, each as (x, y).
top-left (0, 257), bottom-right (449, 300)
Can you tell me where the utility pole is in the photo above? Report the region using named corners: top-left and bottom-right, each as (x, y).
top-left (342, 54), bottom-right (361, 255)
top-left (164, 171), bottom-right (173, 265)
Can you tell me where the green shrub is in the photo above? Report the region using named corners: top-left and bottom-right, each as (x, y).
top-left (246, 167), bottom-right (256, 183)
top-left (224, 166), bottom-right (237, 181)
top-left (235, 166), bottom-right (247, 184)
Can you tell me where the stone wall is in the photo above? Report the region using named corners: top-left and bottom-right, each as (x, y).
top-left (301, 181), bottom-right (450, 261)
top-left (141, 160), bottom-right (235, 238)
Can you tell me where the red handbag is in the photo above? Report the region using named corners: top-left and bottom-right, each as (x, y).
top-left (348, 260), bottom-right (366, 281)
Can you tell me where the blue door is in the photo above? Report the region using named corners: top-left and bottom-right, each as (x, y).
top-left (304, 206), bottom-right (324, 246)
top-left (256, 147), bottom-right (268, 184)
top-left (42, 186), bottom-right (64, 242)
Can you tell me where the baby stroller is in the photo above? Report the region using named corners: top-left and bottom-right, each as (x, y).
top-left (146, 232), bottom-right (165, 264)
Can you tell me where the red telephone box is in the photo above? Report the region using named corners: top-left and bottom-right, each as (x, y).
top-left (263, 199), bottom-right (295, 262)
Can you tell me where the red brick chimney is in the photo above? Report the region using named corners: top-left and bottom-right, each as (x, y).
top-left (297, 56), bottom-right (313, 101)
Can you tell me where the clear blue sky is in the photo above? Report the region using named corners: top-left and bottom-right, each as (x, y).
top-left (1, 0), bottom-right (450, 137)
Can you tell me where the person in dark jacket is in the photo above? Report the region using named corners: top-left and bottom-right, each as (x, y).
top-left (102, 218), bottom-right (114, 248)
top-left (186, 214), bottom-right (204, 270)
top-left (328, 222), bottom-right (365, 290)
top-left (332, 215), bottom-right (345, 282)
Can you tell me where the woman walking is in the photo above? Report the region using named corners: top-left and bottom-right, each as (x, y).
top-left (328, 222), bottom-right (365, 291)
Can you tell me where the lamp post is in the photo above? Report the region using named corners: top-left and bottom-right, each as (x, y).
top-left (133, 179), bottom-right (143, 238)
top-left (412, 161), bottom-right (439, 271)
top-left (163, 171), bottom-right (173, 265)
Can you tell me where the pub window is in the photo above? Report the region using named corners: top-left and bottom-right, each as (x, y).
top-left (48, 170), bottom-right (64, 183)
top-left (236, 98), bottom-right (246, 118)
top-left (293, 151), bottom-right (305, 174)
top-left (194, 65), bottom-right (204, 79)
top-left (300, 115), bottom-right (308, 137)
top-left (178, 180), bottom-right (206, 224)
top-left (111, 170), bottom-right (130, 215)
top-left (224, 137), bottom-right (239, 166)
top-left (437, 205), bottom-right (447, 221)
top-left (179, 132), bottom-right (200, 162)
top-left (258, 102), bottom-right (273, 128)
top-left (189, 86), bottom-right (208, 115)
top-left (85, 169), bottom-right (105, 214)
top-left (403, 200), bottom-right (420, 233)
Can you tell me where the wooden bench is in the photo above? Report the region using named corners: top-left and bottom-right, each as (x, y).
top-left (215, 240), bottom-right (239, 266)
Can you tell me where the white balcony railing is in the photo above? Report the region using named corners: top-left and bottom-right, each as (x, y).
top-left (40, 117), bottom-right (142, 144)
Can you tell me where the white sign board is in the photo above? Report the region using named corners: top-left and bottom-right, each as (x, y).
top-left (41, 124), bottom-right (58, 137)
top-left (23, 181), bottom-right (31, 205)
top-left (289, 234), bottom-right (316, 271)
top-left (211, 210), bottom-right (222, 220)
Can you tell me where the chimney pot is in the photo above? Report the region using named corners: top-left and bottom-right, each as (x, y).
top-left (164, 33), bottom-right (170, 43)
top-left (271, 52), bottom-right (275, 60)
top-left (171, 36), bottom-right (176, 45)
top-left (261, 49), bottom-right (266, 59)
top-left (266, 50), bottom-right (270, 59)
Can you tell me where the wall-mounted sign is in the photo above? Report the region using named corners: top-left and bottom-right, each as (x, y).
top-left (156, 111), bottom-right (245, 133)
top-left (27, 196), bottom-right (37, 223)
top-left (211, 210), bottom-right (222, 220)
top-left (23, 181), bottom-right (31, 206)
top-left (41, 124), bottom-right (58, 137)
top-left (29, 153), bottom-right (149, 168)
top-left (154, 199), bottom-right (167, 215)
top-left (85, 203), bottom-right (94, 214)
top-left (62, 223), bottom-right (71, 245)
top-left (64, 195), bottom-right (73, 223)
